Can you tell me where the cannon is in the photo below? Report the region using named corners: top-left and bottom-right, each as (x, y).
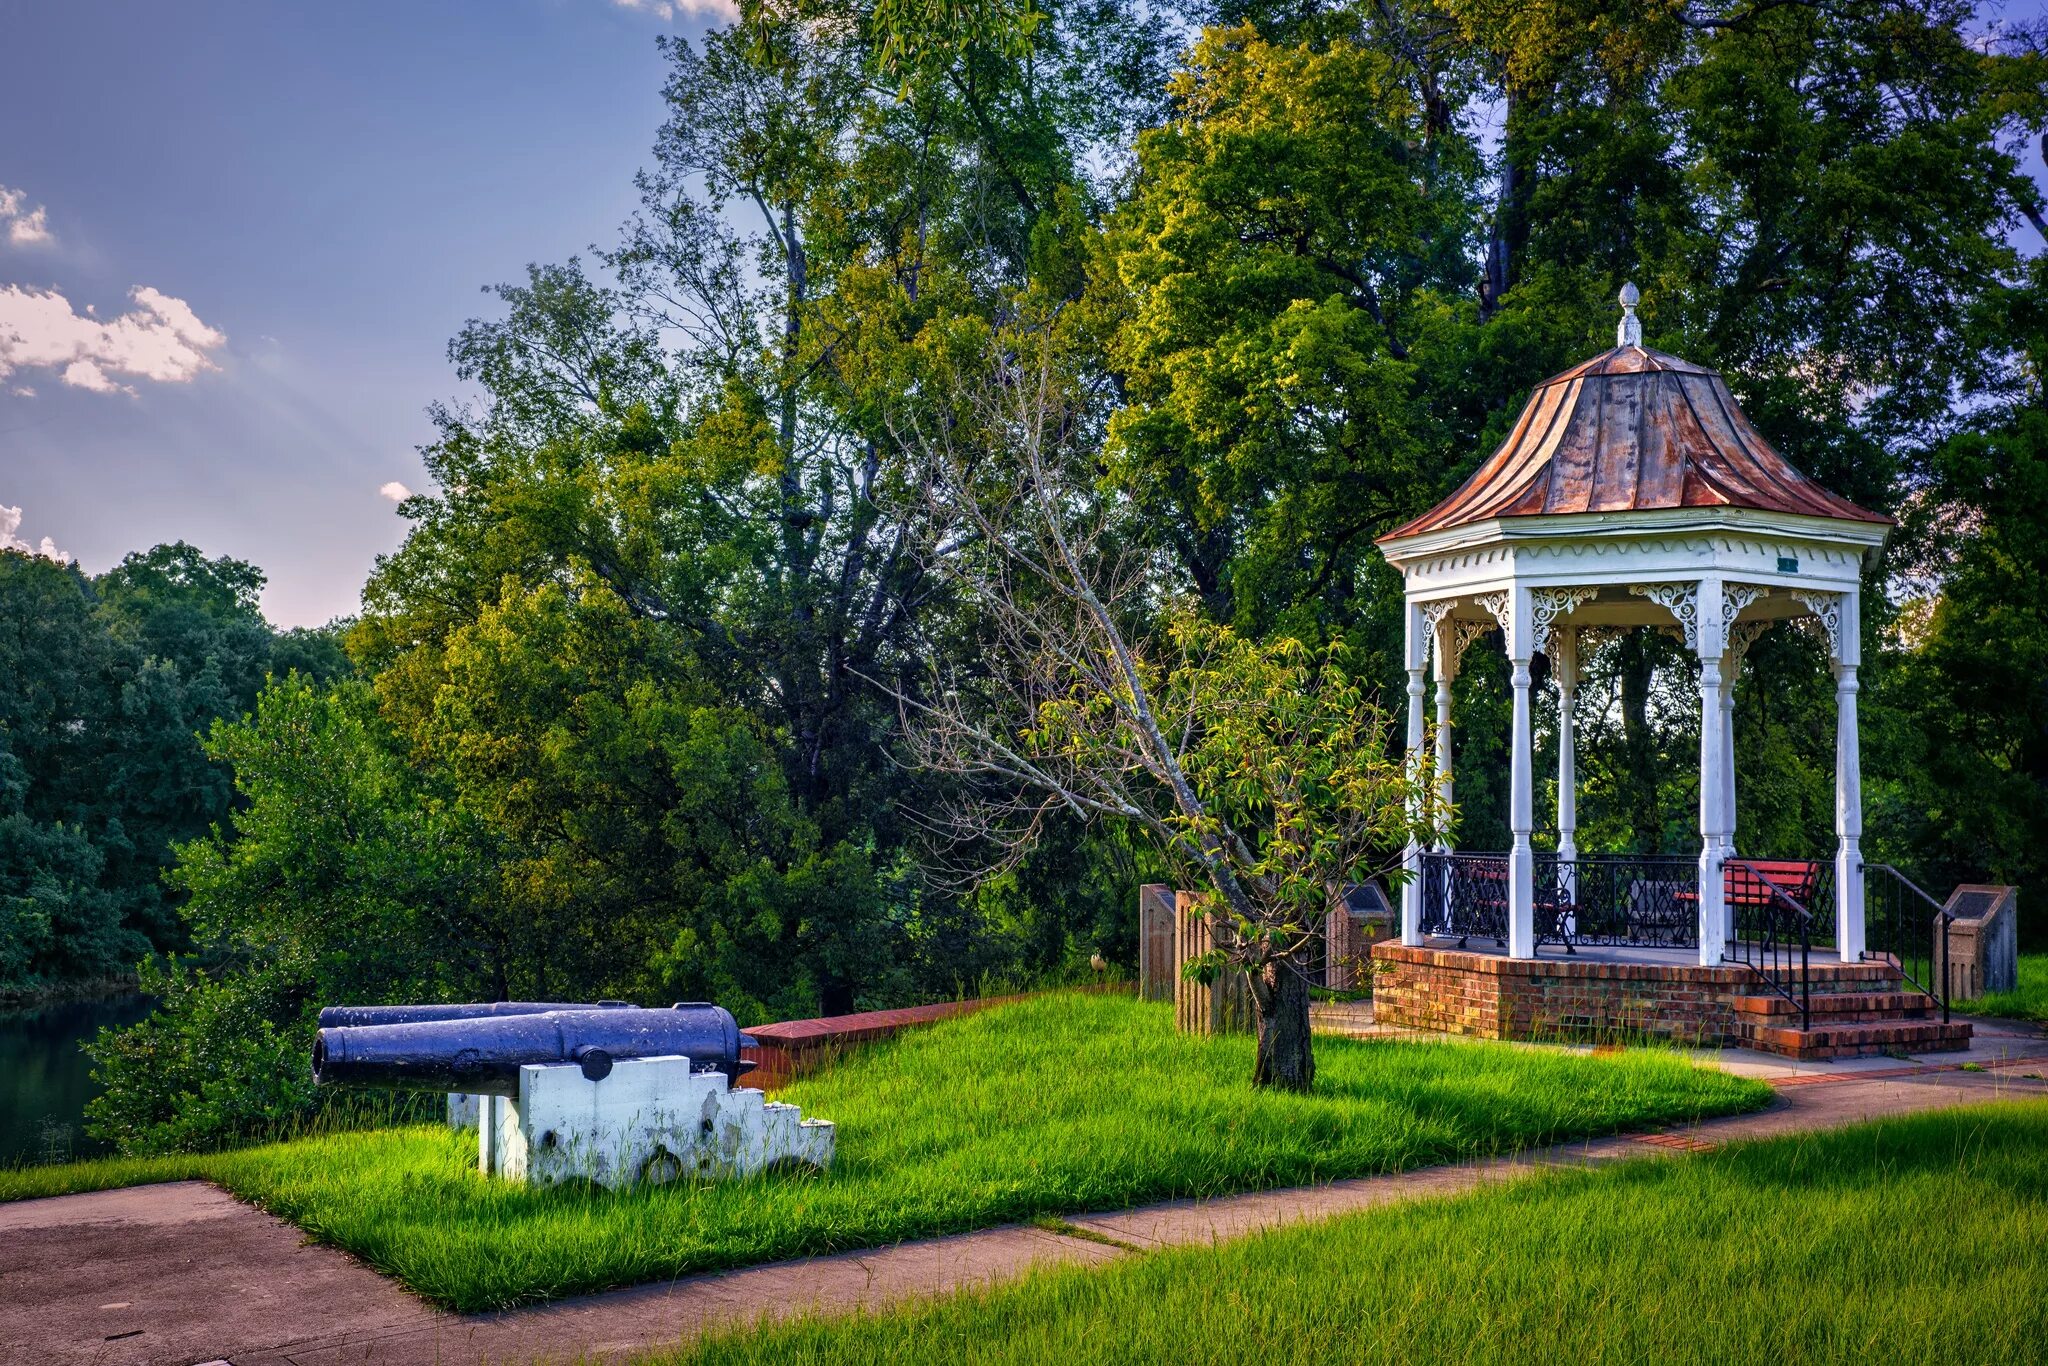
top-left (313, 1003), bottom-right (756, 1096)
top-left (316, 1000), bottom-right (633, 1029)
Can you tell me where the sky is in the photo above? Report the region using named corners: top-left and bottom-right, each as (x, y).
top-left (4, 2), bottom-right (2047, 628)
top-left (0, 0), bottom-right (730, 627)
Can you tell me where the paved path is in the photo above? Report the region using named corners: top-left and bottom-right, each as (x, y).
top-left (5, 1030), bottom-right (2044, 1366)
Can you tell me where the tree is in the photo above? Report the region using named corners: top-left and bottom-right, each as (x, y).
top-left (352, 3), bottom-right (1179, 1011)
top-left (0, 545), bottom-right (295, 992)
top-left (1877, 261), bottom-right (2048, 940)
top-left (1091, 25), bottom-right (1477, 646)
top-left (888, 323), bottom-right (1439, 1089)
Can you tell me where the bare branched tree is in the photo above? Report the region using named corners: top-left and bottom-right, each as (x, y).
top-left (874, 317), bottom-right (1443, 1090)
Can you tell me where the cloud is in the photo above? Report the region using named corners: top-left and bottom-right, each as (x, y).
top-left (0, 504), bottom-right (70, 563)
top-left (379, 480), bottom-right (414, 502)
top-left (612, 0), bottom-right (739, 21)
top-left (0, 283), bottom-right (226, 396)
top-left (0, 186), bottom-right (52, 246)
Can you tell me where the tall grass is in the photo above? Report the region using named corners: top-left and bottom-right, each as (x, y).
top-left (672, 1099), bottom-right (2048, 1366)
top-left (1952, 953), bottom-right (2048, 1023)
top-left (0, 992), bottom-right (1765, 1311)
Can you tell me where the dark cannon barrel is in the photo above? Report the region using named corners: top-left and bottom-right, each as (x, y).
top-left (313, 1004), bottom-right (755, 1096)
top-left (316, 1000), bottom-right (634, 1029)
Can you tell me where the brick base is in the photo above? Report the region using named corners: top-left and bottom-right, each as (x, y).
top-left (1370, 942), bottom-right (1902, 1048)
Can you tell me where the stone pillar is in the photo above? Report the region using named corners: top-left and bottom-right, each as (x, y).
top-left (1697, 576), bottom-right (1728, 967)
top-left (1173, 890), bottom-right (1253, 1035)
top-left (1137, 884), bottom-right (1176, 1003)
top-left (1506, 586), bottom-right (1535, 960)
top-left (1401, 597), bottom-right (1427, 945)
top-left (1834, 591), bottom-right (1864, 962)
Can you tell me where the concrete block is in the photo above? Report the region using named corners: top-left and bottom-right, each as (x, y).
top-left (446, 1093), bottom-right (481, 1129)
top-left (478, 1054), bottom-right (835, 1188)
top-left (1943, 885), bottom-right (2019, 999)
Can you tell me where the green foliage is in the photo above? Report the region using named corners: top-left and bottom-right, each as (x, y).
top-left (82, 954), bottom-right (319, 1155)
top-left (1860, 257), bottom-right (2048, 932)
top-left (1951, 955), bottom-right (2048, 1024)
top-left (668, 1100), bottom-right (2048, 1365)
top-left (0, 545), bottom-right (319, 997)
top-left (1095, 25), bottom-right (1474, 644)
top-left (1153, 623), bottom-right (1439, 950)
top-left (11, 993), bottom-right (1766, 1309)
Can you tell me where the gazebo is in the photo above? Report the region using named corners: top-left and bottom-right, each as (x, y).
top-left (1366, 287), bottom-right (1969, 1059)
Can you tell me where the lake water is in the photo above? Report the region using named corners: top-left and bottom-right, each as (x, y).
top-left (0, 994), bottom-right (154, 1166)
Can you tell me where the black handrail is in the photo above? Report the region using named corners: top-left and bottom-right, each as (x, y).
top-left (1724, 858), bottom-right (1814, 1030)
top-left (1863, 863), bottom-right (1953, 1023)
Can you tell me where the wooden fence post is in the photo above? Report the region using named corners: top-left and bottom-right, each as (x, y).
top-left (1173, 889), bottom-right (1254, 1035)
top-left (1137, 884), bottom-right (1176, 1003)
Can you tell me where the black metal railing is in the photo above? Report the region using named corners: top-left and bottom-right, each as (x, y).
top-left (1418, 850), bottom-right (1509, 948)
top-left (1535, 854), bottom-right (1700, 950)
top-left (1421, 851), bottom-right (1700, 951)
top-left (1864, 863), bottom-right (1952, 1022)
top-left (1724, 858), bottom-right (1816, 1029)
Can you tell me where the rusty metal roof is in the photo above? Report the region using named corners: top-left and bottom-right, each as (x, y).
top-left (1381, 344), bottom-right (1888, 542)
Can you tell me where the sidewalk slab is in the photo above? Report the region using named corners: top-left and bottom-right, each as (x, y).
top-left (0, 1182), bottom-right (435, 1366)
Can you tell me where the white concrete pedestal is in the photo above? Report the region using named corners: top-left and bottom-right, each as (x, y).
top-left (479, 1055), bottom-right (834, 1188)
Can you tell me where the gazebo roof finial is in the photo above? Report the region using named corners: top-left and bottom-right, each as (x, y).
top-left (1617, 281), bottom-right (1643, 348)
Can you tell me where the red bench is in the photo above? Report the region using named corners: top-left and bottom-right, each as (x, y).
top-left (1723, 859), bottom-right (1821, 909)
top-left (1672, 858), bottom-right (1820, 914)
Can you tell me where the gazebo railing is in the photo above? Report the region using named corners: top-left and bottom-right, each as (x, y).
top-left (1535, 854), bottom-right (1699, 949)
top-left (1417, 851), bottom-right (1509, 948)
top-left (1421, 851), bottom-right (1700, 950)
top-left (1724, 859), bottom-right (1818, 1029)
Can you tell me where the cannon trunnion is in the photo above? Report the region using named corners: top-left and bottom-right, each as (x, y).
top-left (312, 1003), bottom-right (755, 1097)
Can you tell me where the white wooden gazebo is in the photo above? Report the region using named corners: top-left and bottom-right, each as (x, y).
top-left (1376, 286), bottom-right (1889, 968)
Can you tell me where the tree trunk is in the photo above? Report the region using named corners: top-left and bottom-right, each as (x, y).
top-left (1251, 962), bottom-right (1315, 1092)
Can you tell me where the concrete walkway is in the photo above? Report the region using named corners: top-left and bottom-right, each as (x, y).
top-left (5, 1030), bottom-right (2045, 1366)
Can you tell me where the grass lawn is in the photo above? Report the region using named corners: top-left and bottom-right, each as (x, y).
top-left (0, 992), bottom-right (1766, 1311)
top-left (1953, 953), bottom-right (2048, 1023)
top-left (670, 1099), bottom-right (2048, 1366)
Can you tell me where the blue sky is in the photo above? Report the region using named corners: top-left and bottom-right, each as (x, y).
top-left (4, 2), bottom-right (2046, 627)
top-left (0, 1), bottom-right (723, 626)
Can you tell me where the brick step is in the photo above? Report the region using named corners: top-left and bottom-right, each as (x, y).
top-left (1741, 1018), bottom-right (1974, 1061)
top-left (1798, 971), bottom-right (1907, 994)
top-left (1732, 992), bottom-right (1933, 1021)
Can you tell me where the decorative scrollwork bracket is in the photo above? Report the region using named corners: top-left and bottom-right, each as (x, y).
top-left (1789, 589), bottom-right (1844, 663)
top-left (1529, 586), bottom-right (1600, 656)
top-left (1628, 582), bottom-right (1701, 652)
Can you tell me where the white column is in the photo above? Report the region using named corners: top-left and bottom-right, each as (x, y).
top-left (1507, 586), bottom-right (1536, 959)
top-left (1834, 591), bottom-right (1864, 962)
top-left (1721, 679), bottom-right (1738, 946)
top-left (1402, 597), bottom-right (1427, 946)
top-left (1555, 628), bottom-right (1579, 865)
top-left (1697, 577), bottom-right (1728, 966)
top-left (1433, 627), bottom-right (1455, 851)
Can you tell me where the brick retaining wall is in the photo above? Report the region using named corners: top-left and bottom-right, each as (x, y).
top-left (1371, 942), bottom-right (1898, 1045)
